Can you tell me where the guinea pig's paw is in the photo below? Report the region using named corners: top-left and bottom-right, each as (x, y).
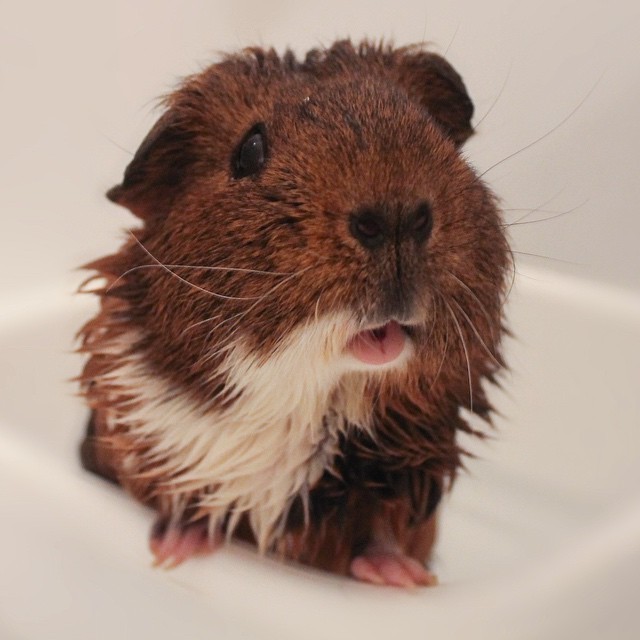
top-left (149, 518), bottom-right (221, 569)
top-left (350, 551), bottom-right (438, 588)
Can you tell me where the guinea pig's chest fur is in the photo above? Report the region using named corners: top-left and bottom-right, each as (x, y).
top-left (86, 311), bottom-right (383, 549)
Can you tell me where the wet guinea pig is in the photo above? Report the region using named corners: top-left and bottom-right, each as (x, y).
top-left (78, 40), bottom-right (510, 587)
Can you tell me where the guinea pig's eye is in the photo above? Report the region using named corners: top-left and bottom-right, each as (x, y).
top-left (233, 124), bottom-right (267, 179)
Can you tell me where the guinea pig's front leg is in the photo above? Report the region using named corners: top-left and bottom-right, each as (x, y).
top-left (350, 512), bottom-right (438, 588)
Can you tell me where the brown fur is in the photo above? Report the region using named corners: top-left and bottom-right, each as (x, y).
top-left (78, 40), bottom-right (510, 576)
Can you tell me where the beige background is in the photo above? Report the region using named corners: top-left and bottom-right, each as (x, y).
top-left (2, 0), bottom-right (639, 299)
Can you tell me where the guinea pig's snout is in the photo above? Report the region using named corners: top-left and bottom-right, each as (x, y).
top-left (349, 201), bottom-right (433, 250)
top-left (348, 200), bottom-right (434, 324)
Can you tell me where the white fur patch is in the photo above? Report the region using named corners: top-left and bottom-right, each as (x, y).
top-left (96, 313), bottom-right (412, 550)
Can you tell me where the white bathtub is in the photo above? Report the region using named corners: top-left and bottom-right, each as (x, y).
top-left (0, 264), bottom-right (639, 640)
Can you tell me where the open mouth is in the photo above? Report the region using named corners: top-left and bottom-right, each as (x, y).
top-left (345, 320), bottom-right (409, 366)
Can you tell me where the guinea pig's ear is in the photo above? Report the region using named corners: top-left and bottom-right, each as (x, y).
top-left (392, 49), bottom-right (474, 145)
top-left (107, 111), bottom-right (193, 220)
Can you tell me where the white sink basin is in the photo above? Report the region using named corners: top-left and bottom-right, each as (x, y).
top-left (1, 265), bottom-right (639, 640)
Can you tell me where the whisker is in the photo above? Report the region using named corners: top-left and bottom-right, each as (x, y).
top-left (503, 207), bottom-right (562, 213)
top-left (478, 71), bottom-right (605, 180)
top-left (449, 298), bottom-right (501, 369)
top-left (422, 292), bottom-right (439, 345)
top-left (474, 60), bottom-right (512, 129)
top-left (504, 188), bottom-right (564, 225)
top-left (193, 267), bottom-right (312, 368)
top-left (127, 233), bottom-right (286, 301)
top-left (201, 310), bottom-right (252, 350)
top-left (197, 334), bottom-right (243, 369)
top-left (443, 269), bottom-right (497, 343)
top-left (107, 262), bottom-right (296, 292)
top-left (510, 250), bottom-right (580, 265)
top-left (428, 299), bottom-right (449, 393)
top-left (503, 245), bottom-right (519, 303)
top-left (181, 314), bottom-right (223, 337)
top-left (443, 22), bottom-right (461, 56)
top-left (503, 199), bottom-right (588, 228)
top-left (419, 12), bottom-right (429, 44)
top-left (442, 296), bottom-right (474, 412)
top-left (103, 134), bottom-right (133, 156)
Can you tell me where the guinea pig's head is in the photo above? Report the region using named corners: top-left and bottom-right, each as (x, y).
top-left (107, 41), bottom-right (509, 400)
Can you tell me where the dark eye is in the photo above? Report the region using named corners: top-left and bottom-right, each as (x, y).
top-left (233, 124), bottom-right (267, 178)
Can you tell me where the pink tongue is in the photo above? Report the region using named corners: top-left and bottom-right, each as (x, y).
top-left (347, 321), bottom-right (406, 365)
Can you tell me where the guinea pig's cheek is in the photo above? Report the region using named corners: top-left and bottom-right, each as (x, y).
top-left (342, 321), bottom-right (414, 372)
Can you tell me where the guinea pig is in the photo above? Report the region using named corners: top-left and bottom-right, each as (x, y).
top-left (77, 40), bottom-right (510, 588)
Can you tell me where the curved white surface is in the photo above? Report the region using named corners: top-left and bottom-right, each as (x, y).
top-left (0, 265), bottom-right (639, 639)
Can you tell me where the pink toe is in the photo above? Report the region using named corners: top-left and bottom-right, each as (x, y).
top-left (399, 556), bottom-right (437, 586)
top-left (150, 526), bottom-right (180, 566)
top-left (150, 521), bottom-right (219, 568)
top-left (374, 556), bottom-right (416, 588)
top-left (350, 551), bottom-right (437, 588)
top-left (165, 526), bottom-right (205, 568)
top-left (350, 557), bottom-right (385, 585)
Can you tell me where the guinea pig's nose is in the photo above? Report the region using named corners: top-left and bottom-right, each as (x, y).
top-left (409, 201), bottom-right (433, 244)
top-left (349, 210), bottom-right (387, 249)
top-left (349, 201), bottom-right (433, 250)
